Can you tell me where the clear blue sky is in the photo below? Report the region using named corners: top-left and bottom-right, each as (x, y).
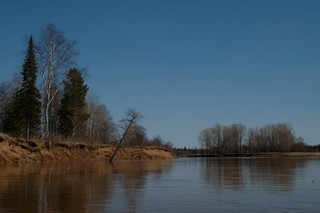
top-left (1, 0), bottom-right (319, 147)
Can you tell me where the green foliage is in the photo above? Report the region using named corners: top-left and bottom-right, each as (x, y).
top-left (3, 37), bottom-right (42, 139)
top-left (2, 91), bottom-right (23, 136)
top-left (58, 68), bottom-right (89, 138)
top-left (19, 37), bottom-right (42, 139)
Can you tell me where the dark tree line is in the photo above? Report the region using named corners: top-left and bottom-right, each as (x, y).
top-left (199, 123), bottom-right (307, 155)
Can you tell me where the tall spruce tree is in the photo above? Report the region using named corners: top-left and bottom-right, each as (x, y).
top-left (3, 36), bottom-right (41, 139)
top-left (58, 68), bottom-right (89, 138)
top-left (19, 36), bottom-right (42, 139)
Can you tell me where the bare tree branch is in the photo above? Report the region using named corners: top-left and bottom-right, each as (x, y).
top-left (110, 109), bottom-right (142, 163)
top-left (35, 23), bottom-right (78, 139)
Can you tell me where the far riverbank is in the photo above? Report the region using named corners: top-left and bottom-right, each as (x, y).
top-left (183, 152), bottom-right (320, 158)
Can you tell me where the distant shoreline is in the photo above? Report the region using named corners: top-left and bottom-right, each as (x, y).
top-left (185, 152), bottom-right (320, 158)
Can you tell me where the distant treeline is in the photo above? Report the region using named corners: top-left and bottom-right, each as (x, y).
top-left (0, 23), bottom-right (172, 149)
top-left (198, 123), bottom-right (309, 155)
top-left (174, 144), bottom-right (320, 157)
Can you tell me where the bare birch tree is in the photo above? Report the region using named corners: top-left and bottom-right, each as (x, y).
top-left (84, 94), bottom-right (116, 144)
top-left (35, 23), bottom-right (77, 139)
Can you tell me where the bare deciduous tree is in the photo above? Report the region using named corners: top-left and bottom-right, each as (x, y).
top-left (125, 125), bottom-right (147, 146)
top-left (84, 95), bottom-right (116, 144)
top-left (110, 109), bottom-right (143, 162)
top-left (200, 122), bottom-right (302, 155)
top-left (229, 124), bottom-right (246, 154)
top-left (35, 23), bottom-right (78, 139)
top-left (199, 128), bottom-right (213, 154)
top-left (212, 124), bottom-right (223, 155)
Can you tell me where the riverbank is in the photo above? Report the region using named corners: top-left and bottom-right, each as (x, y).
top-left (256, 152), bottom-right (320, 157)
top-left (0, 133), bottom-right (173, 164)
top-left (185, 152), bottom-right (320, 158)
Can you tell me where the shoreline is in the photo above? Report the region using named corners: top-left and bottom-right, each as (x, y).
top-left (0, 133), bottom-right (173, 164)
top-left (1, 133), bottom-right (319, 164)
top-left (184, 152), bottom-right (320, 158)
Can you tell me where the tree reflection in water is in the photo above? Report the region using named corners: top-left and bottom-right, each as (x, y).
top-left (0, 160), bottom-right (172, 213)
top-left (201, 157), bottom-right (308, 192)
top-left (109, 161), bottom-right (172, 213)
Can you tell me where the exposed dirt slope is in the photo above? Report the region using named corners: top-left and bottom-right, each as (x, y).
top-left (0, 133), bottom-right (173, 164)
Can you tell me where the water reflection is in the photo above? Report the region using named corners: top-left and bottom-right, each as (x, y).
top-left (202, 158), bottom-right (243, 191)
top-left (201, 157), bottom-right (308, 192)
top-left (1, 158), bottom-right (318, 212)
top-left (110, 161), bottom-right (172, 213)
top-left (0, 160), bottom-right (172, 213)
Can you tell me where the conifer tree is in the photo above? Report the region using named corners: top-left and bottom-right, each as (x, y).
top-left (19, 36), bottom-right (42, 139)
top-left (58, 68), bottom-right (89, 138)
top-left (3, 36), bottom-right (41, 139)
top-left (2, 90), bottom-right (23, 136)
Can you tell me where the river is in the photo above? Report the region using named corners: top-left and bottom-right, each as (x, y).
top-left (0, 157), bottom-right (319, 212)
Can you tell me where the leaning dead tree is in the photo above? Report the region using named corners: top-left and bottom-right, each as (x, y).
top-left (109, 109), bottom-right (142, 163)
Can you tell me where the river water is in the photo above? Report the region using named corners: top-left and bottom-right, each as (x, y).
top-left (0, 157), bottom-right (319, 212)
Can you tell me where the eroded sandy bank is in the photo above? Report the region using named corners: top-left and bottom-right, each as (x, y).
top-left (0, 133), bottom-right (173, 164)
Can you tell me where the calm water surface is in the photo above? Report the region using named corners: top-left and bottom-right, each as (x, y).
top-left (0, 157), bottom-right (320, 212)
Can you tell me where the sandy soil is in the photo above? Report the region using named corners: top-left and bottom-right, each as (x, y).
top-left (0, 133), bottom-right (173, 164)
